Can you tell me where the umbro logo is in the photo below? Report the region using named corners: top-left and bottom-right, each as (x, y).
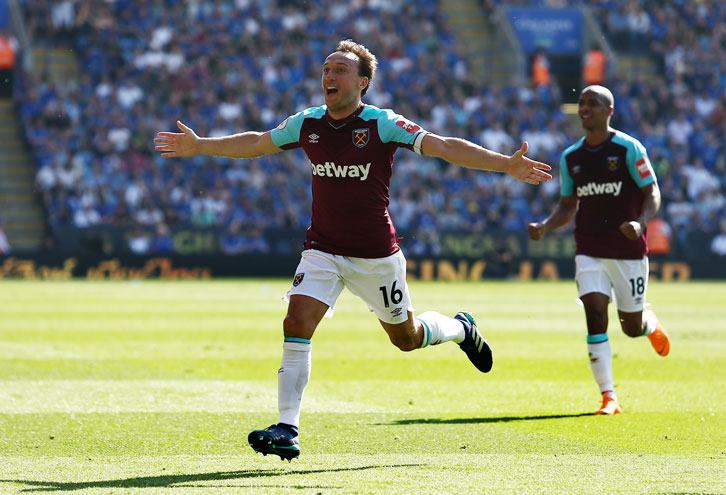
top-left (308, 133), bottom-right (319, 143)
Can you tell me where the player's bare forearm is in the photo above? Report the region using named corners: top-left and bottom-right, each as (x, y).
top-left (637, 183), bottom-right (661, 227)
top-left (528, 195), bottom-right (578, 240)
top-left (421, 134), bottom-right (552, 184)
top-left (620, 183), bottom-right (661, 240)
top-left (197, 132), bottom-right (280, 159)
top-left (155, 121), bottom-right (280, 159)
top-left (423, 135), bottom-right (509, 170)
top-left (542, 200), bottom-right (577, 234)
top-left (545, 202), bottom-right (577, 232)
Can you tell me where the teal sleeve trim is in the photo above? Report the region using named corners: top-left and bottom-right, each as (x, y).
top-left (366, 106), bottom-right (420, 145)
top-left (559, 140), bottom-right (581, 197)
top-left (270, 106), bottom-right (326, 147)
top-left (559, 152), bottom-right (573, 196)
top-left (586, 334), bottom-right (609, 344)
top-left (417, 318), bottom-right (431, 348)
top-left (614, 131), bottom-right (657, 187)
top-left (284, 337), bottom-right (312, 344)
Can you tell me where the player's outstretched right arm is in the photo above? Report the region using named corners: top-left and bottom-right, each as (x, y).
top-left (154, 121), bottom-right (281, 159)
top-left (527, 195), bottom-right (579, 241)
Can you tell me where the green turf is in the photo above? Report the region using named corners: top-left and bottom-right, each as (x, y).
top-left (0, 279), bottom-right (724, 494)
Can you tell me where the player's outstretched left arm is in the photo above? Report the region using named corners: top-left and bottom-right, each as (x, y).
top-left (154, 121), bottom-right (281, 159)
top-left (421, 134), bottom-right (552, 185)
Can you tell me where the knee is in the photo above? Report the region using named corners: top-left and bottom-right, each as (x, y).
top-left (283, 313), bottom-right (316, 338)
top-left (621, 323), bottom-right (643, 338)
top-left (585, 312), bottom-right (608, 333)
top-left (619, 315), bottom-right (644, 338)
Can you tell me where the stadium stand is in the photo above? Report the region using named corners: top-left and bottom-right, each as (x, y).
top-left (3, 0), bottom-right (725, 260)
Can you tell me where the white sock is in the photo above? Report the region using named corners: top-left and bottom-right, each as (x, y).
top-left (642, 309), bottom-right (657, 336)
top-left (587, 334), bottom-right (615, 396)
top-left (417, 311), bottom-right (465, 347)
top-left (277, 339), bottom-right (311, 427)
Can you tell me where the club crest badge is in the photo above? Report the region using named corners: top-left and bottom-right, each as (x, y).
top-left (293, 273), bottom-right (305, 287)
top-left (352, 128), bottom-right (369, 148)
top-left (607, 156), bottom-right (620, 171)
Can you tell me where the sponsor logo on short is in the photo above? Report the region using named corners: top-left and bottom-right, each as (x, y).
top-left (577, 181), bottom-right (623, 197)
top-left (607, 156), bottom-right (620, 171)
top-left (310, 161), bottom-right (371, 181)
top-left (352, 128), bottom-right (369, 148)
top-left (390, 307), bottom-right (403, 318)
top-left (636, 158), bottom-right (652, 179)
top-left (293, 273), bottom-right (305, 286)
top-left (308, 133), bottom-right (319, 143)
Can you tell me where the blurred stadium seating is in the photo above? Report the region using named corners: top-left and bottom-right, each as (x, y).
top-left (1, 0), bottom-right (724, 261)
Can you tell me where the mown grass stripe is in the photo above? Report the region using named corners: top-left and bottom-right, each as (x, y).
top-left (0, 280), bottom-right (722, 494)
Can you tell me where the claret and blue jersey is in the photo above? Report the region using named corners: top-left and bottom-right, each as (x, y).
top-left (270, 103), bottom-right (427, 258)
top-left (560, 130), bottom-right (657, 260)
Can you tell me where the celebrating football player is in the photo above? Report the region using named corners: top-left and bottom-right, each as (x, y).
top-left (527, 85), bottom-right (670, 416)
top-left (155, 39), bottom-right (552, 460)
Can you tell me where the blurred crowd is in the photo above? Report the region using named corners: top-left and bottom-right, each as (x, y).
top-left (11, 0), bottom-right (726, 257)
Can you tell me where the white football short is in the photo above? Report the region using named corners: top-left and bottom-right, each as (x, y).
top-left (284, 249), bottom-right (414, 324)
top-left (575, 254), bottom-right (649, 312)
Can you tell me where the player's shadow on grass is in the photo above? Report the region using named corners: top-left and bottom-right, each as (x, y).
top-left (387, 413), bottom-right (593, 425)
top-left (2, 464), bottom-right (421, 492)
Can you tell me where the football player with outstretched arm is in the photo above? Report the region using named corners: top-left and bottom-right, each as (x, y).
top-left (156, 39), bottom-right (552, 460)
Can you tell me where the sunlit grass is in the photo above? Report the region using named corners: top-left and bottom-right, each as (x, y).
top-left (0, 279), bottom-right (724, 494)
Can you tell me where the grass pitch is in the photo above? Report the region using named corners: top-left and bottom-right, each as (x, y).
top-left (0, 279), bottom-right (724, 494)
